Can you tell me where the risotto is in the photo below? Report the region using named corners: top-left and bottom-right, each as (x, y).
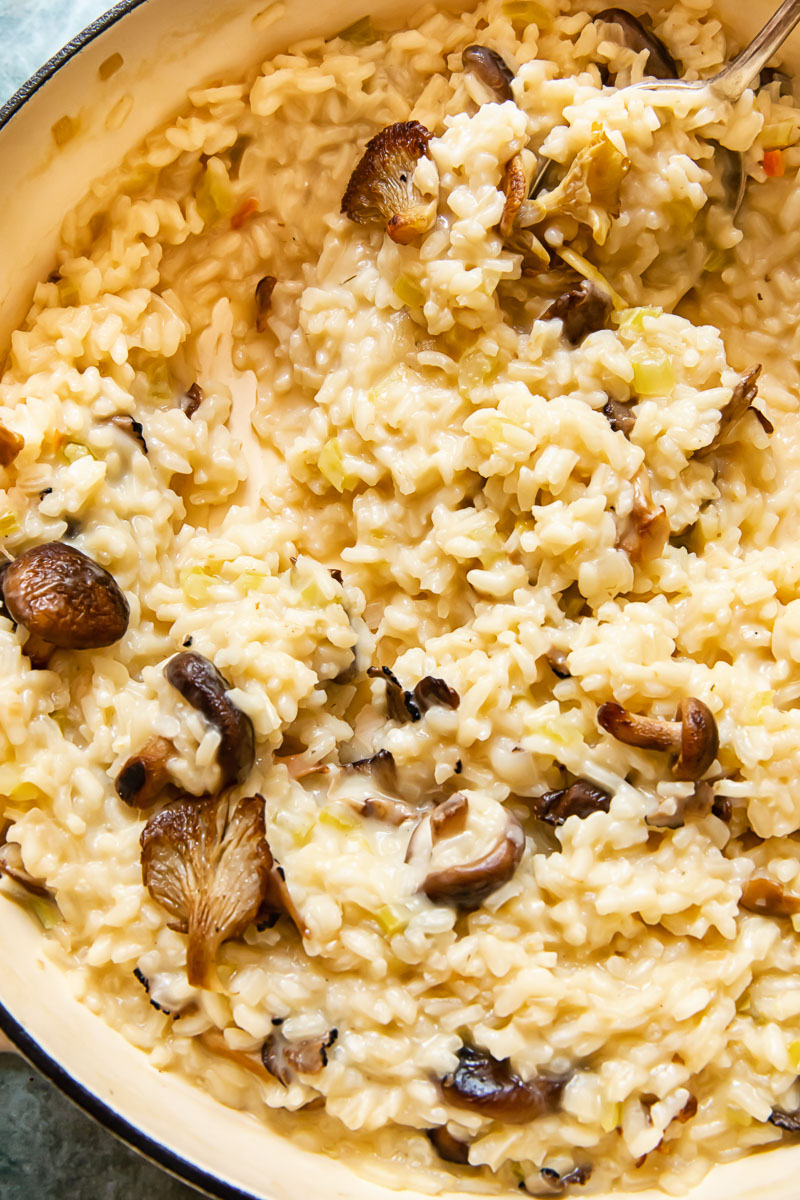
top-left (3, 0), bottom-right (800, 1193)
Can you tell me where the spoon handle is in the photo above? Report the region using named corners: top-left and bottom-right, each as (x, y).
top-left (714, 0), bottom-right (800, 100)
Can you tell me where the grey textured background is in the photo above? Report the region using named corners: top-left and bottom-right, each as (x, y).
top-left (0, 2), bottom-right (202, 1196)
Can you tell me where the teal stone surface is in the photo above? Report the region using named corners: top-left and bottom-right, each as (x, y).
top-left (0, 4), bottom-right (202, 1196)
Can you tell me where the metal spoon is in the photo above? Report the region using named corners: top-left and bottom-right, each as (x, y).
top-left (628, 0), bottom-right (800, 103)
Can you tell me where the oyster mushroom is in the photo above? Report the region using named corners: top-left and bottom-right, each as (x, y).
top-left (596, 9), bottom-right (678, 81)
top-left (0, 839), bottom-right (50, 897)
top-left (0, 421), bottom-right (23, 468)
top-left (531, 1164), bottom-right (593, 1195)
top-left (769, 1105), bottom-right (800, 1132)
top-left (462, 44), bottom-right (515, 103)
top-left (740, 875), bottom-right (800, 917)
top-left (115, 735), bottom-right (175, 809)
top-left (341, 120), bottom-right (437, 245)
top-left (255, 275), bottom-right (277, 333)
top-left (181, 383), bottom-right (203, 418)
top-left (603, 396), bottom-right (635, 436)
top-left (597, 697), bottom-right (719, 781)
top-left (2, 542), bottom-right (129, 650)
top-left (426, 1126), bottom-right (471, 1165)
top-left (368, 666), bottom-right (460, 723)
top-left (164, 651), bottom-right (255, 788)
top-left (439, 1043), bottom-right (566, 1124)
top-left (696, 365), bottom-right (772, 459)
top-left (422, 809), bottom-right (525, 910)
top-left (261, 1025), bottom-right (338, 1086)
top-left (140, 792), bottom-right (272, 990)
top-left (544, 280), bottom-right (613, 344)
top-left (413, 675), bottom-right (461, 715)
top-left (617, 470), bottom-right (669, 564)
top-left (110, 414), bottom-right (148, 453)
top-left (499, 154), bottom-right (527, 239)
top-left (531, 780), bottom-right (612, 826)
top-left (258, 855), bottom-right (308, 939)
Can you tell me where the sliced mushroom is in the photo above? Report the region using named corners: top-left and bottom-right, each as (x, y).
top-left (422, 809), bottom-right (524, 910)
top-left (530, 1164), bottom-right (593, 1195)
top-left (646, 778), bottom-right (722, 828)
top-left (461, 44), bottom-right (515, 103)
top-left (165, 651), bottom-right (255, 788)
top-left (426, 1126), bottom-right (471, 1165)
top-left (546, 648), bottom-right (571, 679)
top-left (603, 396), bottom-right (635, 436)
top-left (181, 383), bottom-right (203, 418)
top-left (696, 366), bottom-right (772, 459)
top-left (597, 697), bottom-right (719, 781)
top-left (0, 840), bottom-right (50, 897)
top-left (531, 780), bottom-right (612, 826)
top-left (596, 9), bottom-right (678, 81)
top-left (255, 275), bottom-right (277, 333)
top-left (342, 748), bottom-right (397, 791)
top-left (769, 1106), bottom-right (800, 1132)
top-left (2, 542), bottom-right (129, 650)
top-left (140, 792), bottom-right (272, 990)
top-left (261, 1026), bottom-right (338, 1086)
top-left (544, 281), bottom-right (613, 345)
top-left (0, 421), bottom-right (23, 468)
top-left (740, 875), bottom-right (800, 918)
top-left (115, 736), bottom-right (175, 808)
top-left (431, 793), bottom-right (469, 840)
top-left (341, 120), bottom-right (437, 244)
top-left (358, 796), bottom-right (419, 826)
top-left (499, 154), bottom-right (527, 240)
top-left (413, 676), bottom-right (461, 715)
top-left (617, 470), bottom-right (669, 565)
top-left (110, 414), bottom-right (148, 453)
top-left (439, 1043), bottom-right (566, 1124)
top-left (258, 856), bottom-right (308, 939)
top-left (368, 666), bottom-right (460, 723)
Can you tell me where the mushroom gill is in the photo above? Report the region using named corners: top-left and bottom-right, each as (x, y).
top-left (341, 120), bottom-right (438, 245)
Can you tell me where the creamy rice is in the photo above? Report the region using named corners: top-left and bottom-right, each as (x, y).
top-left (2, 0), bottom-right (800, 1193)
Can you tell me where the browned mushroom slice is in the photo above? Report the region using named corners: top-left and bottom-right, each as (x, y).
top-left (439, 1044), bottom-right (566, 1124)
top-left (426, 1126), bottom-right (471, 1165)
top-left (2, 542), bottom-right (129, 650)
top-left (258, 853), bottom-right (308, 939)
top-left (0, 421), bottom-right (23, 468)
top-left (696, 366), bottom-right (772, 458)
top-left (646, 778), bottom-right (724, 828)
top-left (603, 396), bottom-right (635, 436)
top-left (140, 792), bottom-right (272, 990)
top-left (181, 383), bottom-right (204, 418)
top-left (0, 840), bottom-right (50, 897)
top-left (544, 281), bottom-right (613, 345)
top-left (255, 275), bottom-right (277, 333)
top-left (341, 120), bottom-right (436, 245)
top-left (596, 9), bottom-right (678, 80)
top-left (534, 1164), bottom-right (593, 1194)
top-left (358, 796), bottom-right (419, 826)
top-left (423, 810), bottom-right (525, 910)
top-left (165, 651), bottom-right (255, 788)
top-left (110, 414), bottom-right (148, 453)
top-left (342, 748), bottom-right (397, 790)
top-left (431, 793), bottom-right (469, 840)
top-left (261, 1026), bottom-right (338, 1086)
top-left (462, 45), bottom-right (515, 103)
top-left (597, 697), bottom-right (719, 781)
top-left (499, 154), bottom-right (527, 239)
top-left (546, 648), bottom-right (571, 679)
top-left (532, 780), bottom-right (612, 826)
top-left (617, 471), bottom-right (669, 564)
top-left (413, 676), bottom-right (460, 714)
top-left (115, 735), bottom-right (175, 808)
top-left (769, 1105), bottom-right (800, 1132)
top-left (740, 875), bottom-right (800, 917)
top-left (368, 665), bottom-right (420, 722)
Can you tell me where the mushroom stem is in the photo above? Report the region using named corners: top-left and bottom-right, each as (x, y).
top-left (597, 697), bottom-right (719, 781)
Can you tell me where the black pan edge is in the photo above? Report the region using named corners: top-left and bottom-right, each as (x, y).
top-left (0, 996), bottom-right (258, 1200)
top-left (0, 0), bottom-right (149, 130)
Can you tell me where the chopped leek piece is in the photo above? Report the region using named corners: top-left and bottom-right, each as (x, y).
top-left (0, 512), bottom-right (20, 537)
top-left (196, 157), bottom-right (235, 226)
top-left (458, 349), bottom-right (499, 398)
top-left (63, 442), bottom-right (92, 463)
top-left (393, 274), bottom-right (425, 310)
top-left (376, 904), bottom-right (409, 936)
top-left (180, 566), bottom-right (217, 602)
top-left (319, 804), bottom-right (360, 831)
top-left (703, 248), bottom-right (732, 275)
top-left (600, 1100), bottom-right (622, 1133)
top-left (630, 346), bottom-right (676, 396)
top-left (615, 306), bottom-right (662, 332)
top-left (337, 16), bottom-right (378, 45)
top-left (761, 121), bottom-right (798, 149)
top-left (789, 1039), bottom-right (800, 1070)
top-left (502, 0), bottom-right (553, 29)
top-left (2, 882), bottom-right (60, 930)
top-left (318, 438), bottom-right (359, 493)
